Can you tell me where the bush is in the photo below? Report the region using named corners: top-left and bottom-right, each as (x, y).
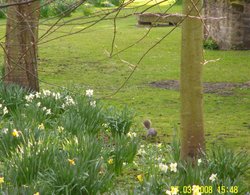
top-left (203, 38), bottom-right (219, 50)
top-left (105, 106), bottom-right (134, 137)
top-left (0, 83), bottom-right (139, 194)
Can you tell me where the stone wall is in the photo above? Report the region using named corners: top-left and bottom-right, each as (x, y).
top-left (204, 0), bottom-right (250, 50)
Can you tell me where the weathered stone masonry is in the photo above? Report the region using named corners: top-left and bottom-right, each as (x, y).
top-left (204, 0), bottom-right (250, 50)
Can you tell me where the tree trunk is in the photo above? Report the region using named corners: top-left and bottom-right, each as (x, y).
top-left (4, 0), bottom-right (40, 91)
top-left (180, 0), bottom-right (205, 161)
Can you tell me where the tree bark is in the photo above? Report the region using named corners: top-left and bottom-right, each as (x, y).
top-left (4, 0), bottom-right (40, 91)
top-left (180, 0), bottom-right (205, 161)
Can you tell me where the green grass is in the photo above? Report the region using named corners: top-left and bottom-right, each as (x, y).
top-left (0, 2), bottom-right (249, 154)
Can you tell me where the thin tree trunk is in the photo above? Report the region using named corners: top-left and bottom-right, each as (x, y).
top-left (4, 0), bottom-right (40, 91)
top-left (180, 0), bottom-right (205, 161)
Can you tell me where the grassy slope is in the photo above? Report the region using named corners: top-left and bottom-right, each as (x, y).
top-left (0, 4), bottom-right (249, 152)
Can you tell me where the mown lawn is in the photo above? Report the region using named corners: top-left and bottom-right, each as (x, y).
top-left (0, 3), bottom-right (249, 152)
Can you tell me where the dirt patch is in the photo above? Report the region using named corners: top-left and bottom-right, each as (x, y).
top-left (150, 80), bottom-right (250, 96)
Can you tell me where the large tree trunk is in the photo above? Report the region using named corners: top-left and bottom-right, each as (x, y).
top-left (180, 0), bottom-right (205, 161)
top-left (4, 0), bottom-right (40, 91)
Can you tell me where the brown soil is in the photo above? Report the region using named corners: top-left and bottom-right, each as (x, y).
top-left (150, 80), bottom-right (250, 96)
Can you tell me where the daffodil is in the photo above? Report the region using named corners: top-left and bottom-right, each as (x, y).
top-left (86, 89), bottom-right (94, 97)
top-left (209, 173), bottom-right (217, 182)
top-left (127, 132), bottom-right (137, 138)
top-left (108, 158), bottom-right (114, 164)
top-left (170, 162), bottom-right (177, 172)
top-left (171, 186), bottom-right (179, 195)
top-left (0, 176), bottom-right (4, 184)
top-left (57, 126), bottom-right (64, 132)
top-left (68, 159), bottom-right (76, 166)
top-left (33, 192), bottom-right (40, 195)
top-left (197, 159), bottom-right (202, 166)
top-left (159, 163), bottom-right (168, 173)
top-left (38, 123), bottom-right (45, 130)
top-left (166, 190), bottom-right (172, 195)
top-left (157, 143), bottom-right (162, 148)
top-left (3, 107), bottom-right (8, 115)
top-left (46, 109), bottom-right (51, 115)
top-left (12, 129), bottom-right (19, 137)
top-left (90, 101), bottom-right (96, 107)
top-left (137, 174), bottom-right (143, 182)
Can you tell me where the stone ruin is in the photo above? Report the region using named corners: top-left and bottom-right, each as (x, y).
top-left (204, 0), bottom-right (250, 50)
top-left (135, 13), bottom-right (183, 26)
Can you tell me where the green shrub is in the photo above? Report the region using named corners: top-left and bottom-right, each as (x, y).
top-left (0, 9), bottom-right (6, 19)
top-left (109, 0), bottom-right (123, 6)
top-left (40, 0), bottom-right (51, 18)
top-left (82, 4), bottom-right (93, 16)
top-left (203, 38), bottom-right (219, 50)
top-left (105, 106), bottom-right (134, 137)
top-left (0, 84), bottom-right (139, 194)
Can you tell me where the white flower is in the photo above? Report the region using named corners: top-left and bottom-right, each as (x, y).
top-left (3, 107), bottom-right (8, 115)
top-left (57, 126), bottom-right (64, 132)
top-left (35, 92), bottom-right (41, 98)
top-left (171, 186), bottom-right (179, 195)
top-left (137, 148), bottom-right (146, 155)
top-left (42, 107), bottom-right (47, 111)
top-left (159, 163), bottom-right (168, 173)
top-left (0, 104), bottom-right (2, 108)
top-left (65, 96), bottom-right (75, 106)
top-left (123, 162), bottom-right (127, 166)
top-left (170, 162), bottom-right (177, 172)
top-left (2, 128), bottom-right (8, 134)
top-left (157, 143), bottom-right (162, 148)
top-left (46, 109), bottom-right (51, 115)
top-left (37, 102), bottom-right (41, 107)
top-left (86, 89), bottom-right (94, 97)
top-left (166, 190), bottom-right (172, 195)
top-left (25, 94), bottom-right (35, 102)
top-left (62, 103), bottom-right (65, 109)
top-left (209, 173), bottom-right (217, 182)
top-left (90, 101), bottom-right (96, 107)
top-left (102, 123), bottom-right (108, 128)
top-left (55, 92), bottom-right (61, 100)
top-left (42, 89), bottom-right (51, 96)
top-left (197, 159), bottom-right (202, 166)
top-left (127, 132), bottom-right (137, 138)
top-left (38, 123), bottom-right (45, 130)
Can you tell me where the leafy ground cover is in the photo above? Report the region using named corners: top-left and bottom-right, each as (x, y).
top-left (0, 2), bottom-right (250, 193)
top-left (0, 83), bottom-right (249, 194)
